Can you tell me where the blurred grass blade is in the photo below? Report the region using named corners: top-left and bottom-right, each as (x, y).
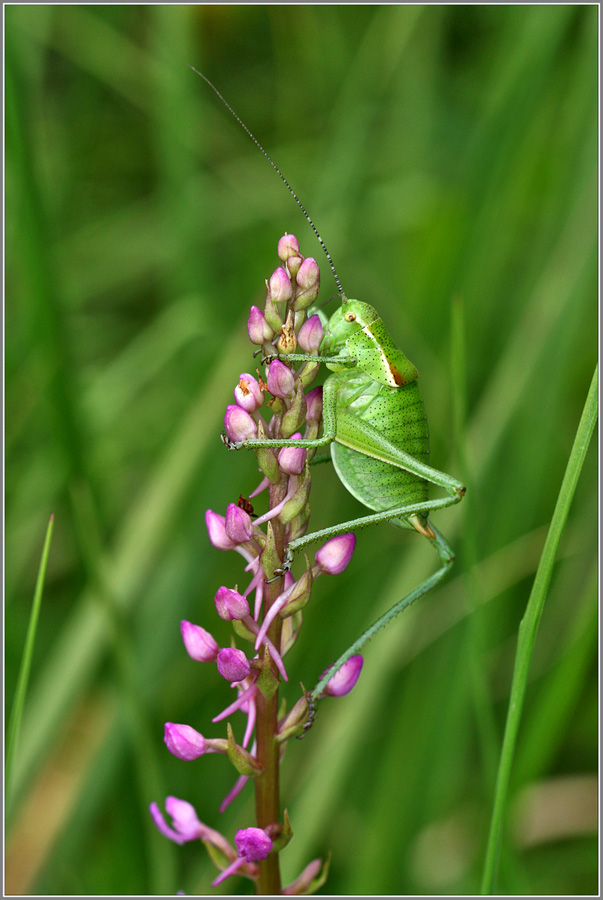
top-left (6, 514), bottom-right (55, 806)
top-left (480, 363), bottom-right (598, 894)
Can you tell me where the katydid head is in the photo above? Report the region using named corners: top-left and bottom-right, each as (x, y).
top-left (322, 299), bottom-right (379, 350)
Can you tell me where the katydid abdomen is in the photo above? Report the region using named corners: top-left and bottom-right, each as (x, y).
top-left (331, 375), bottom-right (429, 531)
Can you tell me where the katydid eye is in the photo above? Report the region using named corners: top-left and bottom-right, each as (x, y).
top-left (344, 312), bottom-right (356, 322)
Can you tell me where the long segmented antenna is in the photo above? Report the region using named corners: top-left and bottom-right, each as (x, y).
top-left (191, 66), bottom-right (346, 299)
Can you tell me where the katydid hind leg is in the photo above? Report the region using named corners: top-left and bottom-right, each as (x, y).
top-left (273, 492), bottom-right (460, 575)
top-left (308, 523), bottom-right (454, 707)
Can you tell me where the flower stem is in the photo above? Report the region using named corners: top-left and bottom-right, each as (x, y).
top-left (254, 679), bottom-right (282, 894)
top-left (254, 479), bottom-right (287, 895)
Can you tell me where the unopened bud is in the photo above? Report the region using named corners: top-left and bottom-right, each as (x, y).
top-left (205, 510), bottom-right (236, 550)
top-left (224, 405), bottom-right (257, 442)
top-left (267, 359), bottom-right (295, 398)
top-left (217, 647), bottom-right (251, 682)
top-left (225, 503), bottom-right (254, 543)
top-left (321, 655), bottom-right (364, 697)
top-left (269, 267), bottom-right (293, 305)
top-left (292, 258), bottom-right (320, 310)
top-left (305, 386), bottom-right (323, 423)
top-left (164, 723), bottom-right (207, 760)
top-left (236, 827), bottom-right (273, 862)
top-left (248, 305), bottom-right (274, 345)
top-left (278, 438), bottom-right (307, 475)
top-left (297, 314), bottom-right (323, 353)
top-left (214, 586), bottom-right (250, 621)
top-left (180, 620), bottom-right (219, 662)
top-left (277, 233), bottom-right (300, 262)
top-left (315, 533), bottom-right (356, 574)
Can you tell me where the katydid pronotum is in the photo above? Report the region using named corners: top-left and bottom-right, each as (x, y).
top-left (194, 68), bottom-right (466, 719)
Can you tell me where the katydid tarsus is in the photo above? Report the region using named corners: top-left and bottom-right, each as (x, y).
top-left (195, 68), bottom-right (466, 717)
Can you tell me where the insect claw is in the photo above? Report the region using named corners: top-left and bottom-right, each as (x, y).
top-left (221, 433), bottom-right (241, 451)
top-left (267, 548), bottom-right (293, 582)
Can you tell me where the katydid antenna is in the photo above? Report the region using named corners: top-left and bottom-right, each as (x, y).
top-left (190, 66), bottom-right (346, 300)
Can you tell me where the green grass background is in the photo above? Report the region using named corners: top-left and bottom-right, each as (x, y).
top-left (5, 5), bottom-right (597, 895)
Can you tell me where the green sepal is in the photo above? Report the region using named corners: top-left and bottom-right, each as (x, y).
top-left (299, 360), bottom-right (321, 387)
top-left (252, 643), bottom-right (280, 699)
top-left (256, 420), bottom-right (281, 484)
top-left (264, 286), bottom-right (284, 333)
top-left (280, 465), bottom-right (311, 524)
top-left (281, 380), bottom-right (307, 437)
top-left (275, 693), bottom-right (309, 743)
top-left (279, 563), bottom-right (312, 618)
top-left (292, 287), bottom-right (319, 312)
top-left (280, 608), bottom-right (303, 656)
top-left (267, 809), bottom-right (294, 852)
top-left (202, 840), bottom-right (231, 872)
top-left (226, 722), bottom-right (263, 776)
top-left (304, 853), bottom-right (331, 895)
top-left (260, 522), bottom-right (281, 579)
top-left (232, 618), bottom-right (256, 643)
top-left (293, 309), bottom-right (307, 333)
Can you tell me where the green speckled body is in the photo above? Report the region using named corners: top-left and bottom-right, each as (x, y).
top-left (329, 371), bottom-right (429, 530)
top-left (322, 299), bottom-right (429, 530)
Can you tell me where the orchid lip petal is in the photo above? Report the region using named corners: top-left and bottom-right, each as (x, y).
top-left (149, 802), bottom-right (187, 845)
top-left (213, 682), bottom-right (258, 723)
top-left (252, 477), bottom-right (297, 526)
top-left (242, 616), bottom-right (288, 682)
top-left (212, 856), bottom-right (246, 887)
top-left (219, 773), bottom-right (250, 813)
top-left (254, 584), bottom-right (294, 649)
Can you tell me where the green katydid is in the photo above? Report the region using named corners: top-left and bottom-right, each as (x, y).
top-left (194, 68), bottom-right (465, 713)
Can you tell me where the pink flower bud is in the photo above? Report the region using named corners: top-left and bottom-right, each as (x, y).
top-left (224, 404), bottom-right (257, 442)
top-left (278, 436), bottom-right (307, 475)
top-left (266, 360), bottom-right (295, 398)
top-left (322, 655), bottom-right (364, 697)
top-left (297, 314), bottom-right (323, 353)
top-left (234, 373), bottom-right (263, 413)
top-left (235, 827), bottom-right (273, 862)
top-left (297, 257), bottom-right (320, 290)
top-left (180, 620), bottom-right (219, 661)
top-left (315, 533), bottom-right (356, 574)
top-left (217, 647), bottom-right (251, 682)
top-left (278, 233), bottom-right (300, 262)
top-left (248, 305), bottom-right (274, 344)
top-left (293, 258), bottom-right (320, 309)
top-left (164, 723), bottom-right (207, 760)
top-left (269, 267), bottom-right (293, 304)
top-left (214, 586), bottom-right (250, 621)
top-left (225, 503), bottom-right (254, 543)
top-left (205, 510), bottom-right (236, 550)
top-left (305, 386), bottom-right (323, 423)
